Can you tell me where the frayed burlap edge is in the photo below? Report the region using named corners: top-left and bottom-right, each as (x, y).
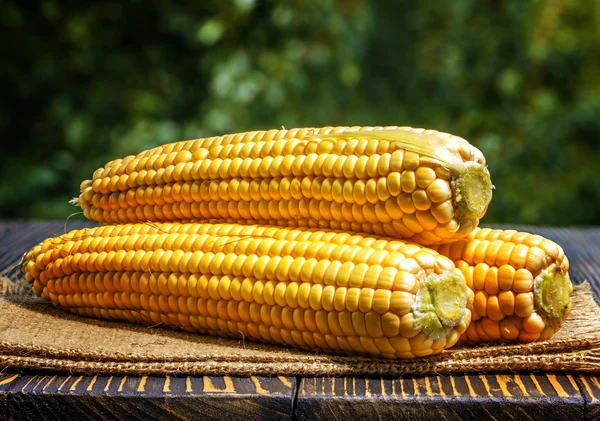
top-left (0, 276), bottom-right (33, 297)
top-left (1, 277), bottom-right (599, 376)
top-left (2, 350), bottom-right (599, 376)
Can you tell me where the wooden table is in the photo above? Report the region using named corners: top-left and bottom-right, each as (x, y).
top-left (1, 222), bottom-right (599, 421)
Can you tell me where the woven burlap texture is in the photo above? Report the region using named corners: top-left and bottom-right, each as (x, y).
top-left (1, 277), bottom-right (598, 376)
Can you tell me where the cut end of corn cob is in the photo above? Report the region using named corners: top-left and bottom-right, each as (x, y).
top-left (452, 162), bottom-right (493, 219)
top-left (534, 264), bottom-right (572, 324)
top-left (413, 270), bottom-right (470, 340)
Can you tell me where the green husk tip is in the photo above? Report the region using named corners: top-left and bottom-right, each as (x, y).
top-left (311, 129), bottom-right (494, 219)
top-left (452, 162), bottom-right (493, 219)
top-left (534, 264), bottom-right (572, 325)
top-left (413, 270), bottom-right (468, 340)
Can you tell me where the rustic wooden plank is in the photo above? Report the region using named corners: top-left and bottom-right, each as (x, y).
top-left (0, 373), bottom-right (20, 421)
top-left (0, 221), bottom-right (95, 278)
top-left (576, 374), bottom-right (600, 421)
top-left (5, 373), bottom-right (296, 421)
top-left (295, 373), bottom-right (585, 421)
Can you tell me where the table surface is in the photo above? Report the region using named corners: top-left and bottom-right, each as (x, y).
top-left (1, 222), bottom-right (599, 421)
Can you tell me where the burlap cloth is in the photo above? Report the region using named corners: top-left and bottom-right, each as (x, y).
top-left (1, 277), bottom-right (599, 376)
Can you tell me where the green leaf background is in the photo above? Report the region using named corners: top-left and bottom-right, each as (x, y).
top-left (2, 0), bottom-right (599, 225)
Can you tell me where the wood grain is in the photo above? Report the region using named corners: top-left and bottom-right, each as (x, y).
top-left (296, 373), bottom-right (585, 421)
top-left (577, 374), bottom-right (600, 421)
top-left (0, 221), bottom-right (94, 279)
top-left (0, 374), bottom-right (20, 421)
top-left (1, 374), bottom-right (295, 421)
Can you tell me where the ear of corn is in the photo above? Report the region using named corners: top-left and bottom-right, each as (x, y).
top-left (430, 228), bottom-right (572, 344)
top-left (76, 126), bottom-right (492, 245)
top-left (22, 222), bottom-right (473, 359)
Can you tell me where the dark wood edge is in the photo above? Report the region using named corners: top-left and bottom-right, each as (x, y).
top-left (576, 374), bottom-right (600, 421)
top-left (1, 372), bottom-right (599, 420)
top-left (294, 373), bottom-right (588, 421)
top-left (0, 373), bottom-right (295, 396)
top-left (0, 373), bottom-right (297, 420)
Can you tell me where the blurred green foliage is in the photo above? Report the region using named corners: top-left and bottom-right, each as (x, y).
top-left (2, 0), bottom-right (599, 225)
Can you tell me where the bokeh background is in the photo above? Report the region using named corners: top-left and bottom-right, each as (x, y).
top-left (2, 0), bottom-right (599, 225)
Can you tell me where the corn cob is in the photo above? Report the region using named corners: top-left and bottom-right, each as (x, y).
top-left (22, 222), bottom-right (473, 359)
top-left (75, 126), bottom-right (493, 245)
top-left (431, 228), bottom-right (572, 344)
